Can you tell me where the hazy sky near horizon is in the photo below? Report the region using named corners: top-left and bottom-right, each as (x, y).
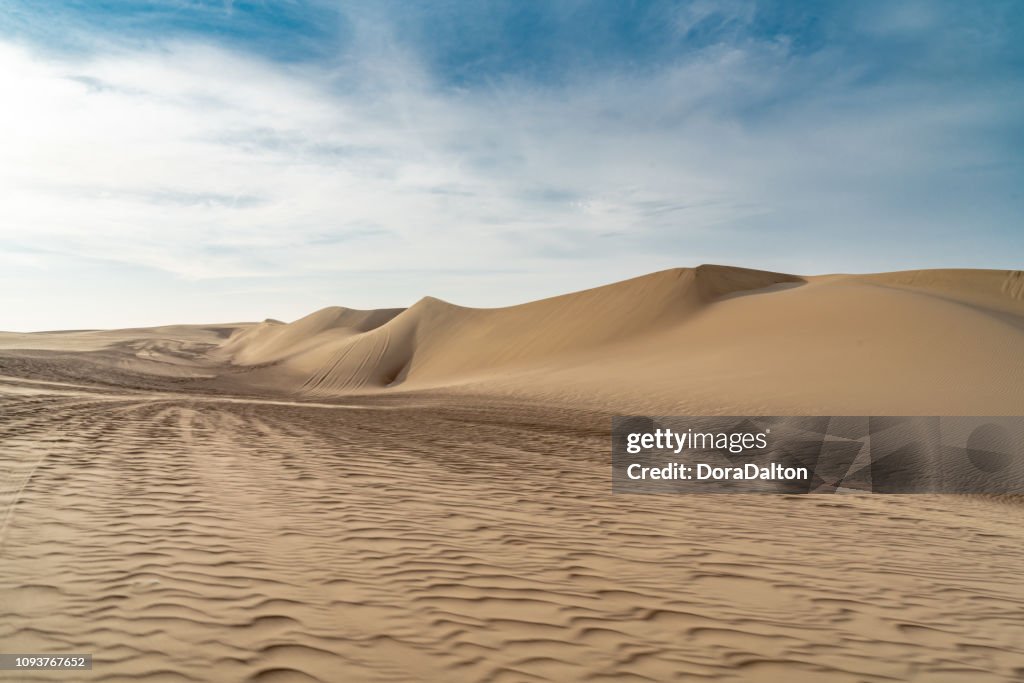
top-left (1, 0), bottom-right (1022, 330)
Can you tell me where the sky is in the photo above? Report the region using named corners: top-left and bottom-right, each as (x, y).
top-left (1, 0), bottom-right (1022, 331)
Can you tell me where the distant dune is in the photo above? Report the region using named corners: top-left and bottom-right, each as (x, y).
top-left (1, 264), bottom-right (1021, 413)
top-left (210, 265), bottom-right (1024, 415)
top-left (215, 265), bottom-right (795, 395)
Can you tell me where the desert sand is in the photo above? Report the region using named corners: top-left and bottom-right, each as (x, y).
top-left (2, 265), bottom-right (1024, 682)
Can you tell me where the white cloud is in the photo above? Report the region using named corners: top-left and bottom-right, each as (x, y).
top-left (0, 38), bottom-right (751, 278)
top-left (0, 26), bottom-right (1019, 330)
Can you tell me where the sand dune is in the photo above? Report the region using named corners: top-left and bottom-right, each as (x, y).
top-left (3, 264), bottom-right (1021, 415)
top-left (2, 265), bottom-right (1024, 682)
top-left (2, 265), bottom-right (1021, 412)
top-left (214, 265), bottom-right (1024, 415)
top-left (218, 307), bottom-right (404, 368)
top-left (218, 265), bottom-right (803, 397)
top-left (483, 267), bottom-right (1024, 415)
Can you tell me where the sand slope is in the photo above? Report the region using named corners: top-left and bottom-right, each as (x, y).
top-left (218, 307), bottom-right (403, 367)
top-left (2, 265), bottom-right (1021, 414)
top-left (221, 266), bottom-right (803, 395)
top-left (480, 268), bottom-right (1024, 415)
top-left (216, 265), bottom-right (1024, 415)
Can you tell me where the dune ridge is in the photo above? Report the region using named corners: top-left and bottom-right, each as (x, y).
top-left (221, 265), bottom-right (804, 397)
top-left (218, 306), bottom-right (404, 367)
top-left (212, 265), bottom-right (1024, 415)
top-left (1, 264), bottom-right (1021, 413)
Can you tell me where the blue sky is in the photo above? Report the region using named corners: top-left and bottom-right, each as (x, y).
top-left (0, 1), bottom-right (1022, 330)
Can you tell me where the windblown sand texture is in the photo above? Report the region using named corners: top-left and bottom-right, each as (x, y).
top-left (2, 265), bottom-right (1024, 682)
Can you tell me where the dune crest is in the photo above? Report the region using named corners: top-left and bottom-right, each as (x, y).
top-left (219, 306), bottom-right (404, 367)
top-left (221, 265), bottom-right (804, 396)
top-left (2, 265), bottom-right (1020, 414)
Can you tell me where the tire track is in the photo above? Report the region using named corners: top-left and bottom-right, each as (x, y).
top-left (2, 380), bottom-right (1024, 682)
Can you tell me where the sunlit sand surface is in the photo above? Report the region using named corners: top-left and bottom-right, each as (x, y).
top-left (2, 266), bottom-right (1024, 682)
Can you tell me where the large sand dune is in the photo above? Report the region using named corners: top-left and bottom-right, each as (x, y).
top-left (214, 265), bottom-right (1024, 415)
top-left (2, 265), bottom-right (1023, 682)
top-left (217, 265), bottom-right (804, 397)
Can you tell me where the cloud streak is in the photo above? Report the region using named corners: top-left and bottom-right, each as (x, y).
top-left (0, 1), bottom-right (1021, 330)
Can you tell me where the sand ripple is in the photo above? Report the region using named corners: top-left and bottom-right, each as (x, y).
top-left (3, 380), bottom-right (1024, 681)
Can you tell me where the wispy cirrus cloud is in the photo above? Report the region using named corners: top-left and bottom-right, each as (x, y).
top-left (0, 1), bottom-right (1021, 330)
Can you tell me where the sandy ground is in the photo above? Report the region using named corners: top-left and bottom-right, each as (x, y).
top-left (2, 266), bottom-right (1024, 682)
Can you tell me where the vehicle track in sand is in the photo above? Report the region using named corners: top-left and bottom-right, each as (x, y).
top-left (2, 376), bottom-right (1024, 682)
